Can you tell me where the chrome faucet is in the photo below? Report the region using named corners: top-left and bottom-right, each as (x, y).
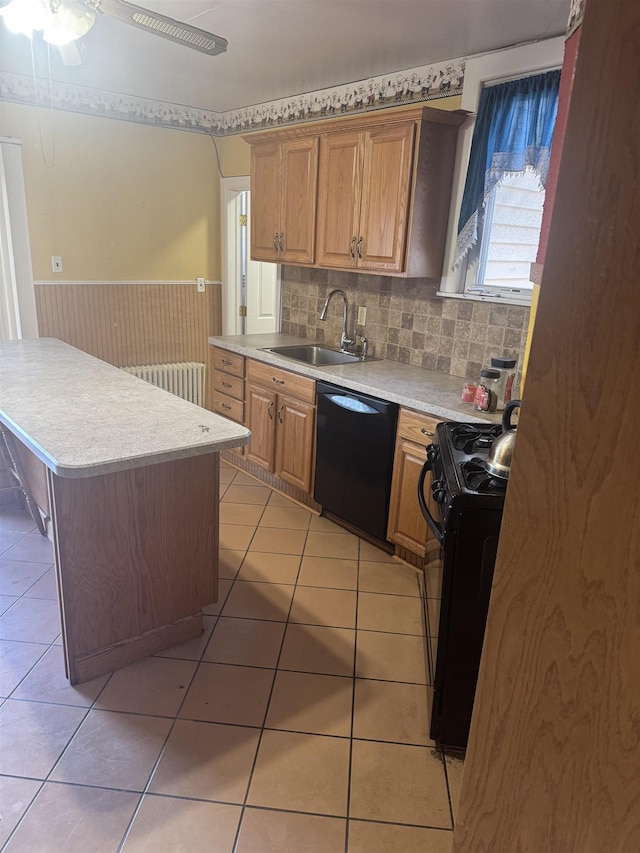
top-left (319, 289), bottom-right (354, 351)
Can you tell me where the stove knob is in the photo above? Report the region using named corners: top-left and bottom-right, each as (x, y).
top-left (426, 444), bottom-right (440, 461)
top-left (431, 481), bottom-right (447, 504)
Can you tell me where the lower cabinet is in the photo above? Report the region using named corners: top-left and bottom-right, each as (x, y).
top-left (211, 347), bottom-right (245, 458)
top-left (246, 359), bottom-right (316, 494)
top-left (387, 408), bottom-right (440, 558)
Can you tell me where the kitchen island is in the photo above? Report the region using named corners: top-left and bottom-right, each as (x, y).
top-left (0, 338), bottom-right (249, 683)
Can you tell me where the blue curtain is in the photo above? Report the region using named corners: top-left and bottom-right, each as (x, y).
top-left (455, 69), bottom-right (561, 267)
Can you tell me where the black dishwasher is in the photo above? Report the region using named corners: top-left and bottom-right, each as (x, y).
top-left (314, 382), bottom-right (398, 542)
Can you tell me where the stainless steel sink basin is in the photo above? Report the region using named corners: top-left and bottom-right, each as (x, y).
top-left (262, 345), bottom-right (365, 366)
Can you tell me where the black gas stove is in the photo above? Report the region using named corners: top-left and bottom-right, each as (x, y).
top-left (418, 420), bottom-right (507, 750)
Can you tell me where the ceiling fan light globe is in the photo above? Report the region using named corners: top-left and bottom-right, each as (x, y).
top-left (43, 3), bottom-right (95, 45)
top-left (1, 0), bottom-right (49, 35)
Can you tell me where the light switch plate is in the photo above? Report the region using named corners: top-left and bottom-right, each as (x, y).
top-left (196, 278), bottom-right (206, 292)
top-left (51, 256), bottom-right (63, 273)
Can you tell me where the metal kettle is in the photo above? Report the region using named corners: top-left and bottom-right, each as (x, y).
top-left (485, 400), bottom-right (521, 479)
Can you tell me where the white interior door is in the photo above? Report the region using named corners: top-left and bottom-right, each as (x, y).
top-left (245, 192), bottom-right (279, 334)
top-left (220, 176), bottom-right (279, 335)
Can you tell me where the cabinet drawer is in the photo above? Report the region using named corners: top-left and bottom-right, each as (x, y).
top-left (213, 370), bottom-right (244, 401)
top-left (397, 408), bottom-right (440, 444)
top-left (212, 348), bottom-right (245, 378)
top-left (212, 392), bottom-right (244, 424)
top-left (247, 359), bottom-right (315, 404)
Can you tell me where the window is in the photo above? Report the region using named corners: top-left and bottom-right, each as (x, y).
top-left (453, 69), bottom-right (560, 304)
top-left (458, 170), bottom-right (545, 299)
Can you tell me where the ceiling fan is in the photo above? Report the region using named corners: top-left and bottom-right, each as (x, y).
top-left (0, 0), bottom-right (228, 55)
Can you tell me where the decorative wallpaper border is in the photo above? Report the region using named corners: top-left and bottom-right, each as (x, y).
top-left (0, 56), bottom-right (465, 136)
top-left (1, 0), bottom-right (582, 137)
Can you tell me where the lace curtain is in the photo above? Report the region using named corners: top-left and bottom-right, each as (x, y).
top-left (455, 69), bottom-right (561, 267)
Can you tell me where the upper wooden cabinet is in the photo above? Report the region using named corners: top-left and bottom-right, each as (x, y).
top-left (316, 123), bottom-right (416, 273)
top-left (244, 106), bottom-right (465, 277)
top-left (250, 137), bottom-right (318, 265)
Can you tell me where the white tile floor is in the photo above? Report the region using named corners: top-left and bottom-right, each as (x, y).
top-left (0, 460), bottom-right (463, 852)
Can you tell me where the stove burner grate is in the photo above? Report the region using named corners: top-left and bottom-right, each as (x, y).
top-left (460, 458), bottom-right (508, 493)
top-left (450, 423), bottom-right (502, 455)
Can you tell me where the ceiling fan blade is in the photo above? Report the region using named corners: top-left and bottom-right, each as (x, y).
top-left (95, 0), bottom-right (228, 55)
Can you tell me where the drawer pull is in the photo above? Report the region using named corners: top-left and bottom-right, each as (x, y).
top-left (222, 359), bottom-right (232, 367)
top-left (222, 403), bottom-right (231, 411)
top-left (421, 428), bottom-right (434, 436)
top-left (222, 381), bottom-right (232, 389)
top-left (272, 377), bottom-right (285, 385)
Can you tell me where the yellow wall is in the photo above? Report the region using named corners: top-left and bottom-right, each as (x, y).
top-left (0, 95), bottom-right (455, 282)
top-left (0, 102), bottom-right (224, 281)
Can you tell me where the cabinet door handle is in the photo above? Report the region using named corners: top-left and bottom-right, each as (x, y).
top-left (421, 428), bottom-right (434, 437)
top-left (277, 405), bottom-right (284, 424)
top-left (279, 233), bottom-right (285, 252)
top-left (272, 377), bottom-right (285, 385)
top-left (350, 236), bottom-right (356, 259)
top-left (267, 401), bottom-right (274, 419)
top-left (273, 233), bottom-right (279, 252)
top-left (357, 236), bottom-right (363, 259)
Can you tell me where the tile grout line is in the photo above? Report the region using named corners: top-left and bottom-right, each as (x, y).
top-left (344, 535), bottom-right (364, 853)
top-left (229, 505), bottom-right (312, 853)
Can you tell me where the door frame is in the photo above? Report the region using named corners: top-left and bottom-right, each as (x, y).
top-left (220, 176), bottom-right (249, 335)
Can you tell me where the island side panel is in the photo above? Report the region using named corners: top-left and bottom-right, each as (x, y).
top-left (48, 453), bottom-right (219, 684)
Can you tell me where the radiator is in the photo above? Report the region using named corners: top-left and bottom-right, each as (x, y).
top-left (121, 361), bottom-right (205, 406)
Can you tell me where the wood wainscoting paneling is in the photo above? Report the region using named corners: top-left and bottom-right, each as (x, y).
top-left (35, 282), bottom-right (222, 410)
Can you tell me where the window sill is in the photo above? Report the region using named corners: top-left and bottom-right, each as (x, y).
top-left (436, 290), bottom-right (532, 308)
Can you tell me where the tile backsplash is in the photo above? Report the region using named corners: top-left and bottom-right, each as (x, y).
top-left (280, 268), bottom-right (530, 386)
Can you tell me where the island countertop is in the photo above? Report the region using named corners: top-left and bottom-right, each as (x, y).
top-left (0, 338), bottom-right (250, 478)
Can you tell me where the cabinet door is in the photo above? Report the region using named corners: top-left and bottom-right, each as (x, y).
top-left (274, 395), bottom-right (315, 493)
top-left (280, 137), bottom-right (318, 265)
top-left (251, 143), bottom-right (281, 261)
top-left (315, 131), bottom-right (363, 268)
top-left (358, 122), bottom-right (416, 272)
top-left (387, 438), bottom-right (430, 557)
top-left (246, 383), bottom-right (276, 471)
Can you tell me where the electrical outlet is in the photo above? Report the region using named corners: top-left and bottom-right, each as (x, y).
top-left (51, 256), bottom-right (63, 273)
top-left (196, 277), bottom-right (206, 292)
top-left (357, 306), bottom-right (367, 325)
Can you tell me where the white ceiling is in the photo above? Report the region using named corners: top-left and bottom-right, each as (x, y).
top-left (1, 0), bottom-right (571, 114)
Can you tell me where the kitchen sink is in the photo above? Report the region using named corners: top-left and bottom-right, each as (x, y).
top-left (261, 345), bottom-right (366, 366)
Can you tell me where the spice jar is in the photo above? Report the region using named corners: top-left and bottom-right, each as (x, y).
top-left (461, 382), bottom-right (477, 403)
top-left (490, 357), bottom-right (517, 411)
top-left (474, 368), bottom-right (501, 413)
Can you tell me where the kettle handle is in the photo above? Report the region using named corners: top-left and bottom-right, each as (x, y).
top-left (502, 399), bottom-right (521, 432)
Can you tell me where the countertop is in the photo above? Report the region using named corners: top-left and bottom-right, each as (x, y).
top-left (0, 338), bottom-right (250, 478)
top-left (209, 333), bottom-right (497, 423)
